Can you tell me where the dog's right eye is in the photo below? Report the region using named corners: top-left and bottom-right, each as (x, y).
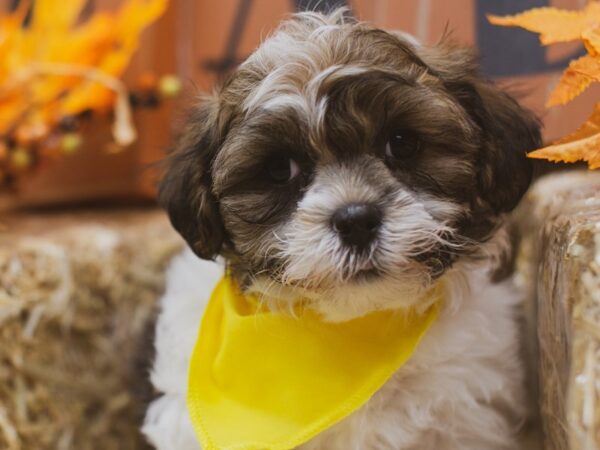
top-left (266, 157), bottom-right (300, 183)
top-left (385, 131), bottom-right (421, 162)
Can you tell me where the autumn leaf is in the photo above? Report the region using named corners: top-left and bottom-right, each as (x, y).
top-left (489, 2), bottom-right (600, 109)
top-left (490, 1), bottom-right (600, 168)
top-left (529, 103), bottom-right (600, 168)
top-left (0, 0), bottom-right (167, 137)
top-left (582, 25), bottom-right (600, 55)
top-left (547, 54), bottom-right (600, 106)
top-left (0, 0), bottom-right (170, 186)
top-left (59, 0), bottom-right (168, 116)
top-left (488, 3), bottom-right (600, 45)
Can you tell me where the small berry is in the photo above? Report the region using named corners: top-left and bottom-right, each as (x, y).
top-left (10, 147), bottom-right (32, 170)
top-left (60, 133), bottom-right (82, 154)
top-left (159, 75), bottom-right (182, 98)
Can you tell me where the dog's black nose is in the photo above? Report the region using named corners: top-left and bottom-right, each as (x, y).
top-left (332, 203), bottom-right (382, 249)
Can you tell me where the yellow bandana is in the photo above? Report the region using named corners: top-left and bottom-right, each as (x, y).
top-left (187, 277), bottom-right (440, 450)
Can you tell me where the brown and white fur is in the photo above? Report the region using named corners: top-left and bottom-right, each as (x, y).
top-left (142, 9), bottom-right (540, 450)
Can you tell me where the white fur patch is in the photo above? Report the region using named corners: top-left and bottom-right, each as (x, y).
top-left (142, 244), bottom-right (532, 450)
top-left (142, 249), bottom-right (222, 450)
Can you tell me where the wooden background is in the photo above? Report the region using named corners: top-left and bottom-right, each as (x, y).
top-left (2, 0), bottom-right (594, 207)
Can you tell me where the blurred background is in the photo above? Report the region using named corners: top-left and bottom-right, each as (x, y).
top-left (0, 0), bottom-right (593, 209)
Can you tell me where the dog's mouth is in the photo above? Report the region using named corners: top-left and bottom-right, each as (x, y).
top-left (273, 258), bottom-right (384, 291)
top-left (350, 266), bottom-right (381, 282)
top-left (344, 255), bottom-right (383, 282)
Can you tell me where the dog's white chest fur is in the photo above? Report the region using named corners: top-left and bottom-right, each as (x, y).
top-left (142, 248), bottom-right (528, 450)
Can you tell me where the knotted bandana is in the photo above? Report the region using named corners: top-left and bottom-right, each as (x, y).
top-left (187, 276), bottom-right (440, 450)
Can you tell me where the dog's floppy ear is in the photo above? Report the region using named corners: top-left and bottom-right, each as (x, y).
top-left (421, 43), bottom-right (541, 214)
top-left (451, 77), bottom-right (540, 214)
top-left (159, 96), bottom-right (228, 259)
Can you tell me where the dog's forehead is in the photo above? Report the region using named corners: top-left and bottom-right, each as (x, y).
top-left (228, 24), bottom-right (427, 115)
top-left (214, 26), bottom-right (430, 159)
top-left (208, 19), bottom-right (470, 176)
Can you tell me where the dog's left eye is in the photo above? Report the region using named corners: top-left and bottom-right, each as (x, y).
top-left (266, 157), bottom-right (300, 183)
top-left (385, 131), bottom-right (421, 162)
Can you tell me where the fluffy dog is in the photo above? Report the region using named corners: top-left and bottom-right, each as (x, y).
top-left (142, 9), bottom-right (540, 450)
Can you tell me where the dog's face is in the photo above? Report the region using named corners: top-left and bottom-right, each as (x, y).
top-left (160, 11), bottom-right (540, 313)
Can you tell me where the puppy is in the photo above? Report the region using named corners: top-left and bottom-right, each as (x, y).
top-left (142, 9), bottom-right (540, 450)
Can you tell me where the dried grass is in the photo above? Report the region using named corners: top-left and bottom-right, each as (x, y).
top-left (0, 210), bottom-right (182, 450)
top-left (517, 171), bottom-right (600, 450)
top-left (7, 172), bottom-right (600, 450)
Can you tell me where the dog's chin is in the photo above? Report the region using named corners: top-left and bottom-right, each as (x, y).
top-left (247, 259), bottom-right (435, 322)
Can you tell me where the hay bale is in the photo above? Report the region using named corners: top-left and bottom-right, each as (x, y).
top-left (0, 209), bottom-right (182, 450)
top-left (517, 171), bottom-right (600, 450)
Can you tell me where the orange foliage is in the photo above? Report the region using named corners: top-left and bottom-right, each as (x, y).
top-left (0, 0), bottom-right (167, 143)
top-left (529, 104), bottom-right (600, 168)
top-left (488, 3), bottom-right (600, 45)
top-left (489, 1), bottom-right (600, 168)
top-left (547, 55), bottom-right (600, 106)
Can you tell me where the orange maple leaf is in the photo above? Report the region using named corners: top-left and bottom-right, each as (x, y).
top-left (489, 2), bottom-right (600, 168)
top-left (60, 0), bottom-right (168, 116)
top-left (0, 0), bottom-right (167, 142)
top-left (547, 54), bottom-right (600, 106)
top-left (488, 3), bottom-right (600, 45)
top-left (489, 3), bottom-right (600, 109)
top-left (582, 24), bottom-right (600, 55)
top-left (529, 103), bottom-right (600, 168)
